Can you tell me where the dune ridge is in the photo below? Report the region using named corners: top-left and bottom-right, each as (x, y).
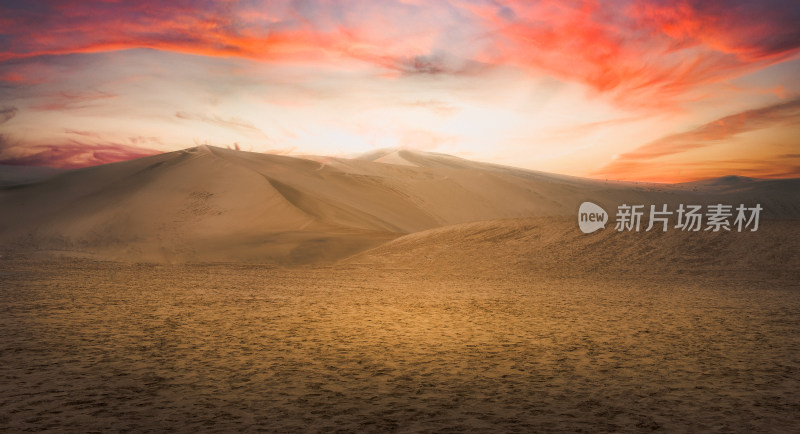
top-left (0, 145), bottom-right (797, 264)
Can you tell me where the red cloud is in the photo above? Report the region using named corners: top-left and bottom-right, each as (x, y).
top-left (0, 1), bottom-right (353, 63)
top-left (629, 1), bottom-right (800, 62)
top-left (472, 0), bottom-right (800, 108)
top-left (1, 0), bottom-right (797, 108)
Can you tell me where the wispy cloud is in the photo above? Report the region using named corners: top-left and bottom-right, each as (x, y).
top-left (175, 111), bottom-right (264, 134)
top-left (402, 99), bottom-right (459, 116)
top-left (63, 128), bottom-right (102, 138)
top-left (33, 90), bottom-right (116, 111)
top-left (603, 96), bottom-right (800, 162)
top-left (594, 96), bottom-right (800, 181)
top-left (0, 106), bottom-right (17, 124)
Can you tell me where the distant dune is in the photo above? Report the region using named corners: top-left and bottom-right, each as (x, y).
top-left (0, 145), bottom-right (798, 264)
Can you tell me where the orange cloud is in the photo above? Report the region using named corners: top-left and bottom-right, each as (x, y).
top-left (1, 0), bottom-right (798, 109)
top-left (0, 1), bottom-right (349, 63)
top-left (597, 158), bottom-right (800, 184)
top-left (594, 96), bottom-right (800, 181)
top-left (470, 0), bottom-right (800, 108)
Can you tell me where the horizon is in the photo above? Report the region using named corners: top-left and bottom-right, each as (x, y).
top-left (1, 1), bottom-right (799, 183)
top-left (2, 143), bottom-right (798, 186)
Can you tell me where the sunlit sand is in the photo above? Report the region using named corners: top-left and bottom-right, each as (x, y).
top-left (2, 260), bottom-right (798, 432)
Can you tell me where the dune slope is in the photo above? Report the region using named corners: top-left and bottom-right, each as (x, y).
top-left (345, 217), bottom-right (800, 279)
top-left (0, 146), bottom-right (797, 263)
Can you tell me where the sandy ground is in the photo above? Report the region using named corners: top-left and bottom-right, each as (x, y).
top-left (2, 261), bottom-right (798, 432)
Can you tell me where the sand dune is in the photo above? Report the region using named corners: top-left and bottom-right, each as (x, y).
top-left (346, 217), bottom-right (800, 280)
top-left (0, 145), bottom-right (797, 263)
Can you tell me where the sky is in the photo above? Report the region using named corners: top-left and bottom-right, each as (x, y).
top-left (0, 0), bottom-right (798, 182)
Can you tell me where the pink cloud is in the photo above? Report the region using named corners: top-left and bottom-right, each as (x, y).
top-left (471, 0), bottom-right (800, 108)
top-left (0, 141), bottom-right (162, 169)
top-left (1, 1), bottom-right (797, 109)
top-left (32, 90), bottom-right (116, 111)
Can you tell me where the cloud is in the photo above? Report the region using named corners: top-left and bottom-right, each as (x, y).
top-left (0, 1), bottom-right (348, 62)
top-left (387, 54), bottom-right (489, 77)
top-left (605, 96), bottom-right (800, 163)
top-left (33, 90), bottom-right (116, 111)
top-left (1, 0), bottom-right (797, 108)
top-left (0, 106), bottom-right (17, 123)
top-left (593, 96), bottom-right (800, 181)
top-left (541, 116), bottom-right (645, 142)
top-left (471, 0), bottom-right (800, 107)
top-left (174, 111), bottom-right (264, 134)
top-left (63, 128), bottom-right (102, 138)
top-left (628, 0), bottom-right (800, 62)
top-left (0, 71), bottom-right (26, 83)
top-left (403, 99), bottom-right (459, 116)
top-left (612, 158), bottom-right (800, 183)
top-left (129, 135), bottom-right (164, 146)
top-left (0, 140), bottom-right (162, 169)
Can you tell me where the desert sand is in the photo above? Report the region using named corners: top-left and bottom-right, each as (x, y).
top-left (1, 145), bottom-right (798, 263)
top-left (1, 260), bottom-right (798, 432)
top-left (1, 147), bottom-right (798, 432)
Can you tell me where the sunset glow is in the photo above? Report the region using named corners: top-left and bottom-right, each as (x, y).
top-left (1, 0), bottom-right (798, 182)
